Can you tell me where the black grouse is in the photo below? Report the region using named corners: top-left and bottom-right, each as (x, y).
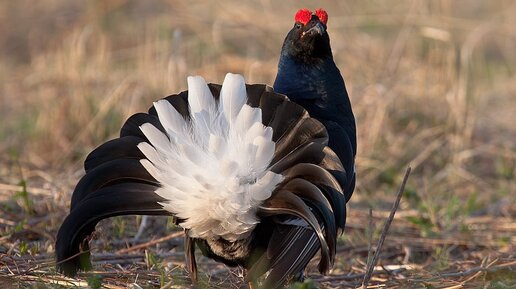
top-left (55, 8), bottom-right (355, 289)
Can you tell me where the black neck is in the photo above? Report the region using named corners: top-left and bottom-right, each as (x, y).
top-left (273, 54), bottom-right (356, 149)
top-left (274, 55), bottom-right (350, 110)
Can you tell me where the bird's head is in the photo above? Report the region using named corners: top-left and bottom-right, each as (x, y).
top-left (281, 8), bottom-right (332, 62)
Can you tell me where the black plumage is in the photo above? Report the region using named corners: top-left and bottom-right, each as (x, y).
top-left (56, 7), bottom-right (355, 289)
top-left (56, 82), bottom-right (346, 287)
top-left (274, 10), bottom-right (357, 200)
top-left (271, 7), bottom-right (358, 284)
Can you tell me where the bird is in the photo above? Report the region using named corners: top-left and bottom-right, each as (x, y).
top-left (55, 8), bottom-right (355, 289)
top-left (274, 8), bottom-right (356, 200)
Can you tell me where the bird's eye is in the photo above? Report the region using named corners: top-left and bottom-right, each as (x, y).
top-left (295, 23), bottom-right (302, 29)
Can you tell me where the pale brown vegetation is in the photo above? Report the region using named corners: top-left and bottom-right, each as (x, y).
top-left (0, 0), bottom-right (514, 288)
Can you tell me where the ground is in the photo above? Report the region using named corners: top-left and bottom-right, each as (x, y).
top-left (0, 1), bottom-right (515, 288)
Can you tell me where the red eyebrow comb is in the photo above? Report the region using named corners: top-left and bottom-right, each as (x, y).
top-left (315, 8), bottom-right (328, 25)
top-left (294, 8), bottom-right (312, 25)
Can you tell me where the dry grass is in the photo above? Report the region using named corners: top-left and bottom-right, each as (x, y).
top-left (0, 0), bottom-right (515, 288)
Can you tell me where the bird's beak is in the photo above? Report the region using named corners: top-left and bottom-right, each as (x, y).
top-left (302, 22), bottom-right (326, 37)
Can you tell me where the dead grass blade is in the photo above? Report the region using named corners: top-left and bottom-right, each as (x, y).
top-left (361, 166), bottom-right (411, 289)
top-left (116, 231), bottom-right (184, 254)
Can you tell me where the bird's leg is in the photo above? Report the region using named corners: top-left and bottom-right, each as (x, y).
top-left (184, 232), bottom-right (198, 284)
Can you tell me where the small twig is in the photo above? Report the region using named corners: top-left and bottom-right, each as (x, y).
top-left (437, 260), bottom-right (514, 278)
top-left (409, 260), bottom-right (516, 282)
top-left (365, 208), bottom-right (374, 269)
top-left (361, 166), bottom-right (411, 289)
top-left (93, 251), bottom-right (185, 262)
top-left (439, 285), bottom-right (463, 289)
top-left (314, 267), bottom-right (409, 282)
top-left (133, 215), bottom-right (149, 242)
top-left (53, 250), bottom-right (91, 267)
top-left (0, 183), bottom-right (54, 196)
top-left (116, 231), bottom-right (184, 254)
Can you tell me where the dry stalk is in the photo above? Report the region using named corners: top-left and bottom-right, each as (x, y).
top-left (361, 166), bottom-right (411, 289)
top-left (116, 231), bottom-right (184, 254)
top-left (365, 208), bottom-right (374, 271)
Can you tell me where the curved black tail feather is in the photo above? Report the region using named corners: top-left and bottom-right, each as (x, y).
top-left (56, 183), bottom-right (173, 276)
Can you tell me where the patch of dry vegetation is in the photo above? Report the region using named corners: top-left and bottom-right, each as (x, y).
top-left (0, 0), bottom-right (515, 288)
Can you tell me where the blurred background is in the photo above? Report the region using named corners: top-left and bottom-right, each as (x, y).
top-left (0, 0), bottom-right (514, 288)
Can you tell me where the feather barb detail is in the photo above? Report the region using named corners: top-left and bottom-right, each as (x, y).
top-left (138, 73), bottom-right (284, 241)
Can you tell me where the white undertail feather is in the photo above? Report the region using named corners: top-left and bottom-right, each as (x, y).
top-left (138, 73), bottom-right (284, 241)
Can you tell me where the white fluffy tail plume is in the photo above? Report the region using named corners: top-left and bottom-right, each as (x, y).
top-left (138, 73), bottom-right (283, 241)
